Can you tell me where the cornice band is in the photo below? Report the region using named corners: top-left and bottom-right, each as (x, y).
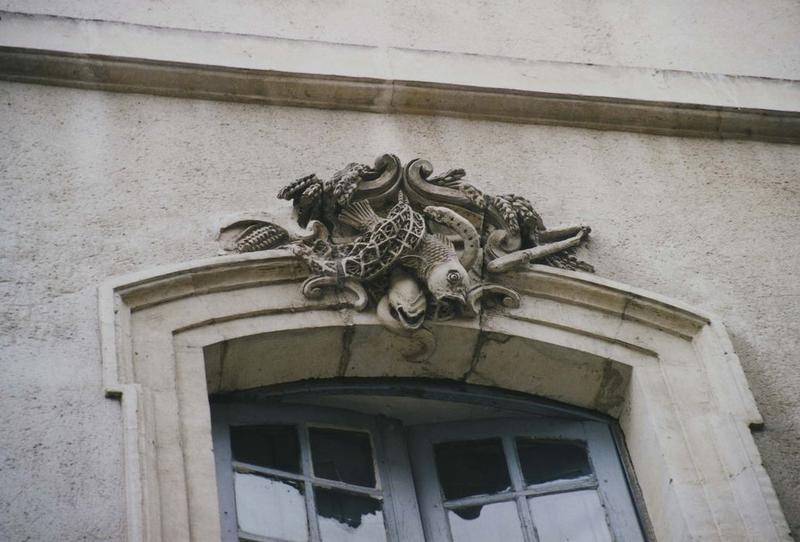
top-left (2, 11), bottom-right (799, 143)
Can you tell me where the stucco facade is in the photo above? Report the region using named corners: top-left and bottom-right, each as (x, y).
top-left (1, 2), bottom-right (798, 540)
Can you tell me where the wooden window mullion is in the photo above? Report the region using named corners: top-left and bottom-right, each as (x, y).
top-left (502, 435), bottom-right (540, 542)
top-left (298, 423), bottom-right (322, 542)
top-left (211, 407), bottom-right (239, 542)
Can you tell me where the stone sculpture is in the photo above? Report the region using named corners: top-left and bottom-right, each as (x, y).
top-left (219, 154), bottom-right (592, 360)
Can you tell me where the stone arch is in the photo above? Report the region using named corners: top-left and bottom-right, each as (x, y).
top-left (100, 251), bottom-right (789, 541)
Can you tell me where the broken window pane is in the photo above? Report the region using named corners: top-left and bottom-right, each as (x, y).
top-left (314, 487), bottom-right (387, 542)
top-left (516, 438), bottom-right (591, 486)
top-left (230, 424), bottom-right (301, 474)
top-left (434, 438), bottom-right (511, 500)
top-left (309, 427), bottom-right (376, 487)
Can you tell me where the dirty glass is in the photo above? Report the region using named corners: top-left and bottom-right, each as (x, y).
top-left (448, 501), bottom-right (525, 542)
top-left (234, 472), bottom-right (308, 541)
top-left (528, 489), bottom-right (612, 542)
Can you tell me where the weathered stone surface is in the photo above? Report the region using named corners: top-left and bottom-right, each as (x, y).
top-left (1, 81), bottom-right (799, 539)
top-left (214, 328), bottom-right (345, 392)
top-left (2, 1), bottom-right (799, 80)
top-left (94, 245), bottom-right (786, 540)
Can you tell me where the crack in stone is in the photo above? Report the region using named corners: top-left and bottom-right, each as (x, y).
top-left (337, 325), bottom-right (355, 376)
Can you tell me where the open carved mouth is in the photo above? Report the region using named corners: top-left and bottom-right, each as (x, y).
top-left (391, 305), bottom-right (425, 330)
top-left (436, 293), bottom-right (466, 306)
top-left (430, 295), bottom-right (467, 321)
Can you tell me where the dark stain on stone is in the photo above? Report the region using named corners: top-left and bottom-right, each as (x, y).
top-left (594, 359), bottom-right (627, 412)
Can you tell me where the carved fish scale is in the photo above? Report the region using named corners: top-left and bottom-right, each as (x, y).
top-left (306, 198), bottom-right (426, 281)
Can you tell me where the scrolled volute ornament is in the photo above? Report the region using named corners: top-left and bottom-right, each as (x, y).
top-left (218, 153), bottom-right (593, 361)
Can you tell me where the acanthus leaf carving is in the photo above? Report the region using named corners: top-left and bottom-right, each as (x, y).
top-left (218, 154), bottom-right (592, 360)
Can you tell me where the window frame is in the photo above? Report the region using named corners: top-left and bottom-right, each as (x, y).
top-left (408, 416), bottom-right (644, 542)
top-left (212, 402), bottom-right (426, 542)
top-left (212, 388), bottom-right (645, 542)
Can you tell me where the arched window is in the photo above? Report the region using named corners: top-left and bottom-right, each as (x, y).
top-left (99, 255), bottom-right (786, 540)
top-left (211, 381), bottom-right (645, 541)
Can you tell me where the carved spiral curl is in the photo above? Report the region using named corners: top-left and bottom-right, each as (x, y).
top-left (465, 284), bottom-right (521, 316)
top-left (301, 276), bottom-right (368, 311)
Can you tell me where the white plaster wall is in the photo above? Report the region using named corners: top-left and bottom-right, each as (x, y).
top-left (2, 0), bottom-right (799, 80)
top-left (1, 82), bottom-right (799, 539)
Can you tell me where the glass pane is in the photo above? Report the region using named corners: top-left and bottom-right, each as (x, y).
top-left (314, 487), bottom-right (387, 542)
top-left (234, 472), bottom-right (308, 542)
top-left (231, 424), bottom-right (301, 474)
top-left (528, 490), bottom-right (612, 542)
top-left (434, 438), bottom-right (511, 500)
top-left (448, 501), bottom-right (525, 542)
top-left (516, 438), bottom-right (591, 486)
top-left (309, 427), bottom-right (376, 487)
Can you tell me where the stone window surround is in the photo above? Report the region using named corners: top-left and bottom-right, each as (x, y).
top-left (99, 250), bottom-right (791, 541)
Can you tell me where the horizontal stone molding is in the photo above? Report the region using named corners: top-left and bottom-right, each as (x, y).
top-left (2, 10), bottom-right (800, 143)
top-left (99, 251), bottom-right (790, 541)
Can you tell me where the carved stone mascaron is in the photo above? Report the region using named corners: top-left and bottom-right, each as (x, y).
top-left (218, 154), bottom-right (592, 360)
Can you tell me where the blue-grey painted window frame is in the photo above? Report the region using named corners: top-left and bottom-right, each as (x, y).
top-left (211, 380), bottom-right (649, 542)
top-left (407, 417), bottom-right (644, 542)
top-left (212, 402), bottom-right (426, 542)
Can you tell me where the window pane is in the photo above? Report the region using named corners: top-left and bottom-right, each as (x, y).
top-left (314, 487), bottom-right (387, 542)
top-left (234, 472), bottom-right (308, 542)
top-left (448, 501), bottom-right (525, 542)
top-left (231, 424), bottom-right (301, 474)
top-left (516, 438), bottom-right (591, 486)
top-left (528, 490), bottom-right (612, 542)
top-left (434, 438), bottom-right (511, 500)
top-left (309, 427), bottom-right (376, 487)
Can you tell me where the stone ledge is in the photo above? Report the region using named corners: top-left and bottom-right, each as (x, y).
top-left (2, 10), bottom-right (799, 143)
